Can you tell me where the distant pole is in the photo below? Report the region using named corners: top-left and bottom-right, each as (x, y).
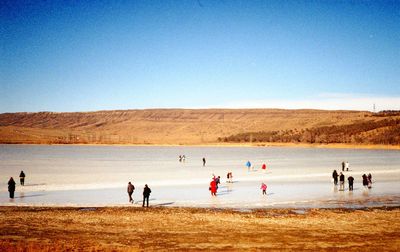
top-left (373, 103), bottom-right (376, 113)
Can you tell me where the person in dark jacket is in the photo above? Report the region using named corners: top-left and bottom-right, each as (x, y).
top-left (127, 182), bottom-right (135, 203)
top-left (362, 174), bottom-right (368, 187)
top-left (142, 184), bottom-right (151, 207)
top-left (8, 177), bottom-right (16, 199)
top-left (339, 172), bottom-right (345, 191)
top-left (19, 171), bottom-right (25, 186)
top-left (367, 173), bottom-right (372, 189)
top-left (202, 157), bottom-right (206, 167)
top-left (332, 170), bottom-right (339, 185)
top-left (348, 176), bottom-right (354, 191)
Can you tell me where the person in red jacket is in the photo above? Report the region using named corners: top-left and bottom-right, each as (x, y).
top-left (261, 163), bottom-right (267, 172)
top-left (209, 180), bottom-right (217, 196)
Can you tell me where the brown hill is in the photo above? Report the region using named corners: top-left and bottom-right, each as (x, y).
top-left (0, 109), bottom-right (399, 145)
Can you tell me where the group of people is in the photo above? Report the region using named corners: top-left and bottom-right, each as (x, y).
top-left (362, 174), bottom-right (373, 189)
top-left (332, 169), bottom-right (373, 191)
top-left (246, 160), bottom-right (268, 172)
top-left (127, 182), bottom-right (152, 207)
top-left (341, 161), bottom-right (350, 171)
top-left (209, 175), bottom-right (221, 196)
top-left (7, 171), bottom-right (26, 199)
top-left (178, 155), bottom-right (186, 162)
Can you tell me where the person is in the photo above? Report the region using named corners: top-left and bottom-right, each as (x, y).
top-left (332, 170), bottom-right (339, 186)
top-left (209, 179), bottom-right (217, 196)
top-left (142, 184), bottom-right (151, 207)
top-left (202, 157), bottom-right (206, 167)
top-left (348, 176), bottom-right (354, 191)
top-left (127, 182), bottom-right (135, 203)
top-left (261, 182), bottom-right (267, 195)
top-left (261, 163), bottom-right (267, 171)
top-left (215, 176), bottom-right (221, 189)
top-left (8, 177), bottom-right (16, 199)
top-left (179, 155), bottom-right (182, 162)
top-left (246, 161), bottom-right (251, 171)
top-left (339, 172), bottom-right (345, 191)
top-left (345, 161), bottom-right (349, 171)
top-left (341, 161), bottom-right (345, 172)
top-left (367, 173), bottom-right (372, 189)
top-left (19, 171), bottom-right (25, 186)
top-left (362, 174), bottom-right (368, 187)
top-left (182, 155), bottom-right (186, 162)
top-left (226, 172), bottom-right (233, 183)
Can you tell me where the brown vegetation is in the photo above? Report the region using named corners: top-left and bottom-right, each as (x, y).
top-left (1, 206), bottom-right (399, 251)
top-left (220, 118), bottom-right (400, 145)
top-left (0, 109), bottom-right (399, 146)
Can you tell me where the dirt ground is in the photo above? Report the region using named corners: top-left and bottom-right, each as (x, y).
top-left (1, 206), bottom-right (399, 251)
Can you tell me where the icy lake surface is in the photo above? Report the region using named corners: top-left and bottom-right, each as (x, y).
top-left (1, 145), bottom-right (399, 209)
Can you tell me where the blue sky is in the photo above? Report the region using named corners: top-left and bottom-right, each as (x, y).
top-left (1, 0), bottom-right (399, 112)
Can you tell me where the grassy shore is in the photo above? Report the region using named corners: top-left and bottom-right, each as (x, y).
top-left (1, 206), bottom-right (399, 251)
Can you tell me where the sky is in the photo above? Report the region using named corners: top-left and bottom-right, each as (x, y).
top-left (1, 0), bottom-right (399, 113)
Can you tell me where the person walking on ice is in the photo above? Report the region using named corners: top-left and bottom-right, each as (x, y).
top-left (261, 182), bottom-right (267, 195)
top-left (142, 184), bottom-right (151, 207)
top-left (246, 161), bottom-right (251, 171)
top-left (339, 172), bottom-right (345, 191)
top-left (19, 171), bottom-right (25, 186)
top-left (127, 182), bottom-right (135, 203)
top-left (348, 176), bottom-right (354, 191)
top-left (8, 177), bottom-right (16, 199)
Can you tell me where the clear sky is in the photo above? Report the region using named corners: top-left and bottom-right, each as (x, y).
top-left (1, 0), bottom-right (399, 112)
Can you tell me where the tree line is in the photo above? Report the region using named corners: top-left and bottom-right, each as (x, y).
top-left (218, 118), bottom-right (400, 145)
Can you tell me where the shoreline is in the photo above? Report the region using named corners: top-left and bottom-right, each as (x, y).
top-left (1, 142), bottom-right (399, 150)
top-left (1, 205), bottom-right (399, 250)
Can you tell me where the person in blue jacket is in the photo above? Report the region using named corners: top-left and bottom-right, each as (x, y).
top-left (246, 161), bottom-right (251, 171)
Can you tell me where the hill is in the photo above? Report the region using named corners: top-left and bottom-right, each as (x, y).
top-left (0, 109), bottom-right (399, 146)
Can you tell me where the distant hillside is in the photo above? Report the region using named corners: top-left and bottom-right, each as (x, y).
top-left (0, 109), bottom-right (399, 146)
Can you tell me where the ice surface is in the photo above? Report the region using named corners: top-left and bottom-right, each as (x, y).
top-left (1, 145), bottom-right (399, 208)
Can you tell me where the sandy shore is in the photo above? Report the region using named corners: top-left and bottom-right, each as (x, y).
top-left (1, 206), bottom-right (399, 251)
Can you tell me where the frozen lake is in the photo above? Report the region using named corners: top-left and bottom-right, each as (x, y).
top-left (1, 144), bottom-right (399, 208)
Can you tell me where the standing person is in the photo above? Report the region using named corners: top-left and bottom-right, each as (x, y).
top-left (345, 161), bottom-right (349, 171)
top-left (229, 172), bottom-right (233, 183)
top-left (182, 155), bottom-right (186, 162)
top-left (127, 182), bottom-right (135, 203)
top-left (202, 157), bottom-right (206, 167)
top-left (179, 155), bottom-right (182, 162)
top-left (19, 171), bottom-right (25, 186)
top-left (142, 184), bottom-right (151, 207)
top-left (332, 170), bottom-right (339, 185)
top-left (209, 179), bottom-right (217, 196)
top-left (8, 177), bottom-right (16, 199)
top-left (260, 182), bottom-right (267, 195)
top-left (367, 173), bottom-right (372, 189)
top-left (362, 174), bottom-right (368, 187)
top-left (215, 176), bottom-right (221, 189)
top-left (246, 161), bottom-right (251, 171)
top-left (341, 161), bottom-right (345, 172)
top-left (348, 176), bottom-right (354, 191)
top-left (339, 172), bottom-right (345, 191)
top-left (261, 163), bottom-right (267, 172)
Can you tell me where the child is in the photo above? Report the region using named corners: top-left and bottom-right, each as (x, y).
top-left (261, 182), bottom-right (267, 195)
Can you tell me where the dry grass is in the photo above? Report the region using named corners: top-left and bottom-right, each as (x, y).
top-left (0, 109), bottom-right (380, 145)
top-left (1, 206), bottom-right (399, 251)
